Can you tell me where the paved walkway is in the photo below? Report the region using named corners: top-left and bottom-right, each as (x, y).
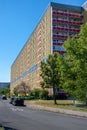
top-left (25, 101), bottom-right (87, 118)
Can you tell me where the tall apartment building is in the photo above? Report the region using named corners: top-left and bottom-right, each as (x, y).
top-left (10, 2), bottom-right (87, 93)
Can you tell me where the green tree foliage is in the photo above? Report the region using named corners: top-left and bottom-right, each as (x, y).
top-left (39, 89), bottom-right (48, 100)
top-left (0, 87), bottom-right (10, 97)
top-left (13, 87), bottom-right (18, 96)
top-left (40, 52), bottom-right (64, 104)
top-left (30, 89), bottom-right (40, 99)
top-left (62, 23), bottom-right (87, 104)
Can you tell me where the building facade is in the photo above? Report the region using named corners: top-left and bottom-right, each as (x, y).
top-left (10, 2), bottom-right (87, 93)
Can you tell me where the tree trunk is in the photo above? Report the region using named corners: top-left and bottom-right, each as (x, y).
top-left (86, 92), bottom-right (87, 106)
top-left (53, 86), bottom-right (57, 104)
top-left (73, 99), bottom-right (75, 105)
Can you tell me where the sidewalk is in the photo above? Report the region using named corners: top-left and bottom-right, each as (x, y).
top-left (25, 101), bottom-right (87, 118)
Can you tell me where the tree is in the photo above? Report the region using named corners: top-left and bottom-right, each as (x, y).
top-left (0, 87), bottom-right (10, 97)
top-left (13, 87), bottom-right (18, 96)
top-left (62, 23), bottom-right (87, 104)
top-left (40, 52), bottom-right (64, 104)
top-left (30, 89), bottom-right (40, 99)
top-left (39, 89), bottom-right (48, 100)
top-left (20, 81), bottom-right (30, 96)
top-left (14, 81), bottom-right (30, 96)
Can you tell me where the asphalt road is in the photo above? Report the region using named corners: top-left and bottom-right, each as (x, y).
top-left (0, 100), bottom-right (87, 130)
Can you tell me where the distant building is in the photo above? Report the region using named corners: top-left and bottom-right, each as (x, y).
top-left (0, 82), bottom-right (10, 88)
top-left (10, 2), bottom-right (87, 94)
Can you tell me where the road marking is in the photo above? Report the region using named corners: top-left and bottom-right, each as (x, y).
top-left (10, 107), bottom-right (23, 112)
top-left (16, 108), bottom-right (23, 111)
top-left (10, 107), bottom-right (17, 111)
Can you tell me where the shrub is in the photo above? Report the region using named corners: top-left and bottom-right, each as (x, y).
top-left (30, 89), bottom-right (40, 99)
top-left (27, 95), bottom-right (35, 100)
top-left (47, 95), bottom-right (53, 100)
top-left (39, 89), bottom-right (48, 100)
top-left (18, 95), bottom-right (35, 100)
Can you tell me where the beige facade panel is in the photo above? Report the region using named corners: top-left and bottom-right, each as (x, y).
top-left (10, 6), bottom-right (51, 93)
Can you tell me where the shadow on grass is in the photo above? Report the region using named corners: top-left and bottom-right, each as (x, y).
top-left (56, 102), bottom-right (87, 108)
top-left (76, 104), bottom-right (87, 108)
top-left (55, 103), bottom-right (74, 106)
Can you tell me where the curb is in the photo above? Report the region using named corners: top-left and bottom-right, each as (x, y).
top-left (25, 103), bottom-right (87, 118)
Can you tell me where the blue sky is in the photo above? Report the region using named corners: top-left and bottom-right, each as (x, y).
top-left (0, 0), bottom-right (86, 82)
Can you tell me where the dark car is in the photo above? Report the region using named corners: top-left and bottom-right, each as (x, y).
top-left (12, 98), bottom-right (24, 106)
top-left (55, 89), bottom-right (68, 99)
top-left (9, 97), bottom-right (15, 104)
top-left (1, 95), bottom-right (7, 100)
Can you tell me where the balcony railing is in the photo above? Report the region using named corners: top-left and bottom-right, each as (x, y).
top-left (53, 34), bottom-right (77, 39)
top-left (53, 50), bottom-right (66, 54)
top-left (53, 42), bottom-right (63, 45)
top-left (53, 11), bottom-right (83, 18)
top-left (53, 19), bottom-right (83, 25)
top-left (53, 27), bottom-right (80, 33)
top-left (53, 34), bottom-right (68, 39)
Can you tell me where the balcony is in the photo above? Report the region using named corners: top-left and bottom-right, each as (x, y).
top-left (53, 34), bottom-right (68, 39)
top-left (53, 19), bottom-right (83, 25)
top-left (53, 45), bottom-right (65, 52)
top-left (53, 27), bottom-right (80, 33)
top-left (53, 50), bottom-right (66, 54)
top-left (53, 42), bottom-right (63, 45)
top-left (53, 11), bottom-right (83, 19)
top-left (53, 34), bottom-right (78, 39)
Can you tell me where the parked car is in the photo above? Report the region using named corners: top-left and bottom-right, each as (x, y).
top-left (12, 97), bottom-right (24, 106)
top-left (23, 96), bottom-right (30, 100)
top-left (9, 97), bottom-right (15, 104)
top-left (55, 89), bottom-right (68, 99)
top-left (1, 95), bottom-right (7, 100)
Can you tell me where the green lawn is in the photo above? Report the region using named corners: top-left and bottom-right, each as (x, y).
top-left (25, 100), bottom-right (87, 112)
top-left (0, 128), bottom-right (4, 130)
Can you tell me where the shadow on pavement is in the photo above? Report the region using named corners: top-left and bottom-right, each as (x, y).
top-left (13, 104), bottom-right (26, 107)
